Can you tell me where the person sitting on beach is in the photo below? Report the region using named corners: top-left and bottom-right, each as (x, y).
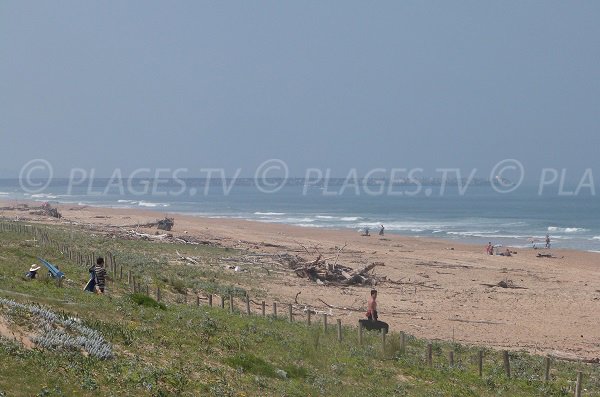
top-left (366, 289), bottom-right (378, 321)
top-left (379, 225), bottom-right (384, 236)
top-left (502, 248), bottom-right (512, 257)
top-left (361, 227), bottom-right (370, 236)
top-left (26, 264), bottom-right (41, 279)
top-left (94, 257), bottom-right (107, 294)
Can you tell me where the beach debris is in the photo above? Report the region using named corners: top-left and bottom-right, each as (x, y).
top-left (414, 261), bottom-right (472, 270)
top-left (481, 279), bottom-right (528, 289)
top-left (536, 252), bottom-right (564, 259)
top-left (277, 251), bottom-right (384, 286)
top-left (28, 202), bottom-right (62, 218)
top-left (549, 350), bottom-right (600, 364)
top-left (157, 217), bottom-right (175, 231)
top-left (275, 369), bottom-right (288, 379)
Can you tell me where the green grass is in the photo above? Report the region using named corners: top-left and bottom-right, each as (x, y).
top-left (129, 293), bottom-right (167, 310)
top-left (0, 222), bottom-right (599, 396)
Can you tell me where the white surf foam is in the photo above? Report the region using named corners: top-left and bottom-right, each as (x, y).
top-left (547, 226), bottom-right (588, 233)
top-left (138, 201), bottom-right (170, 208)
top-left (254, 212), bottom-right (286, 216)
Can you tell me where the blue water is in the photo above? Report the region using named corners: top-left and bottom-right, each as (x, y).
top-left (1, 179), bottom-right (599, 252)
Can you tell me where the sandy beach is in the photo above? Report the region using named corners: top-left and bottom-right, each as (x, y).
top-left (2, 199), bottom-right (600, 361)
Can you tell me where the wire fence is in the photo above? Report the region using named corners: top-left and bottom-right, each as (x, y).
top-left (0, 220), bottom-right (595, 396)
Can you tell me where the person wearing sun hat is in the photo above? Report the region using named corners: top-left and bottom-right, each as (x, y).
top-left (26, 264), bottom-right (41, 279)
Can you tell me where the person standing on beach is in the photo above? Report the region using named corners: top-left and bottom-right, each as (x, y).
top-left (94, 257), bottom-right (107, 294)
top-left (379, 225), bottom-right (385, 236)
top-left (486, 242), bottom-right (493, 255)
top-left (545, 234), bottom-right (551, 249)
top-left (366, 289), bottom-right (378, 321)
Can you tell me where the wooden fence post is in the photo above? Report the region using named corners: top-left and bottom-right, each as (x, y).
top-left (208, 294), bottom-right (213, 307)
top-left (503, 351), bottom-right (510, 378)
top-left (272, 302), bottom-right (277, 318)
top-left (337, 319), bottom-right (342, 342)
top-left (400, 331), bottom-right (406, 354)
top-left (381, 329), bottom-right (387, 353)
top-left (288, 304), bottom-right (293, 323)
top-left (358, 322), bottom-right (363, 345)
top-left (220, 296), bottom-right (225, 309)
top-left (322, 314), bottom-right (328, 332)
top-left (449, 351), bottom-right (454, 367)
top-left (478, 351), bottom-right (483, 377)
top-left (156, 287), bottom-right (161, 302)
top-left (245, 295), bottom-right (251, 315)
top-left (307, 309), bottom-right (311, 326)
top-left (544, 356), bottom-right (551, 382)
top-left (261, 301), bottom-right (266, 317)
top-left (427, 344), bottom-right (433, 367)
top-left (196, 296), bottom-right (200, 306)
top-left (229, 295), bottom-right (234, 313)
top-left (575, 371), bottom-right (583, 397)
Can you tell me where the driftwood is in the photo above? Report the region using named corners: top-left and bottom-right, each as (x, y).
top-left (449, 318), bottom-right (503, 325)
top-left (481, 280), bottom-right (528, 289)
top-left (415, 261), bottom-right (472, 270)
top-left (28, 203), bottom-right (62, 219)
top-left (318, 298), bottom-right (364, 313)
top-left (549, 351), bottom-right (600, 364)
top-left (157, 217), bottom-right (174, 231)
top-left (176, 251), bottom-right (199, 265)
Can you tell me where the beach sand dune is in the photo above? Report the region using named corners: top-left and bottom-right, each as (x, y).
top-left (2, 201), bottom-right (599, 360)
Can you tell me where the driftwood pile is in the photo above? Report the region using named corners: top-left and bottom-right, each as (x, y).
top-left (157, 217), bottom-right (174, 231)
top-left (277, 252), bottom-right (384, 286)
top-left (29, 203), bottom-right (62, 219)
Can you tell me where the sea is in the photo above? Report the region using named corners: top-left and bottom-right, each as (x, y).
top-left (1, 178), bottom-right (599, 252)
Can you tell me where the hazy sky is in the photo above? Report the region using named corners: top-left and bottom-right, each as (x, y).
top-left (1, 1), bottom-right (599, 180)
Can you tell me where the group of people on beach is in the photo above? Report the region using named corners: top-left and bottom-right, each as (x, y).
top-left (361, 224), bottom-right (385, 237)
top-left (486, 242), bottom-right (512, 257)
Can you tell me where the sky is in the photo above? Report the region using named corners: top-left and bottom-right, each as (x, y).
top-left (1, 1), bottom-right (599, 181)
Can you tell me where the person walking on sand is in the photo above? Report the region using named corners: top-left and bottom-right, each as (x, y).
top-left (366, 289), bottom-right (379, 321)
top-left (379, 224), bottom-right (385, 236)
top-left (94, 257), bottom-right (107, 294)
top-left (545, 234), bottom-right (551, 249)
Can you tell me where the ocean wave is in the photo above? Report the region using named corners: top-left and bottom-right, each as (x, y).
top-left (138, 201), bottom-right (170, 208)
top-left (282, 217), bottom-right (315, 223)
top-left (340, 217), bottom-right (361, 221)
top-left (316, 215), bottom-right (335, 219)
top-left (30, 193), bottom-right (57, 199)
top-left (118, 199), bottom-right (138, 204)
top-left (547, 226), bottom-right (588, 233)
top-left (254, 212), bottom-right (286, 216)
top-left (0, 192), bottom-right (9, 195)
top-left (592, 236), bottom-right (600, 240)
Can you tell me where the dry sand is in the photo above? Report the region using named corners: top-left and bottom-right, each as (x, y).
top-left (2, 200), bottom-right (599, 360)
